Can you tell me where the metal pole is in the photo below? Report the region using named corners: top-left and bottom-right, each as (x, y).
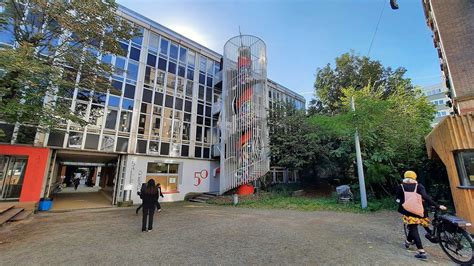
top-left (351, 96), bottom-right (368, 209)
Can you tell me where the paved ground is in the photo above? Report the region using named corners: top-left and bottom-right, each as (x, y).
top-left (0, 203), bottom-right (453, 265)
top-left (51, 192), bottom-right (112, 211)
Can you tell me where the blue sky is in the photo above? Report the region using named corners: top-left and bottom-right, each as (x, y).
top-left (117, 0), bottom-right (442, 104)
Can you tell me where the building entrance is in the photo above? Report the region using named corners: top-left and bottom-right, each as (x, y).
top-left (49, 151), bottom-right (119, 211)
top-left (0, 156), bottom-right (28, 200)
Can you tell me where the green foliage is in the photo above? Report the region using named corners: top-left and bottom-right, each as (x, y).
top-left (309, 51), bottom-right (413, 115)
top-left (268, 101), bottom-right (318, 171)
top-left (309, 84), bottom-right (436, 196)
top-left (0, 0), bottom-right (137, 131)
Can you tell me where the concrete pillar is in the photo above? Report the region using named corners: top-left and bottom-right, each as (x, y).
top-left (95, 166), bottom-right (102, 187)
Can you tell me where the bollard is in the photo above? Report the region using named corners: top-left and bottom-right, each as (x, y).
top-left (233, 194), bottom-right (239, 206)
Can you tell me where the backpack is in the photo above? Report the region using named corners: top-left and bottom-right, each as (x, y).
top-left (401, 184), bottom-right (424, 217)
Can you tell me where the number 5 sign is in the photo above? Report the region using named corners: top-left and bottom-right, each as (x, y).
top-left (194, 169), bottom-right (209, 186)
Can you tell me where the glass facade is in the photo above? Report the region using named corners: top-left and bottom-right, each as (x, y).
top-left (267, 80), bottom-right (305, 110)
top-left (36, 23), bottom-right (221, 160)
top-left (0, 5), bottom-right (304, 165)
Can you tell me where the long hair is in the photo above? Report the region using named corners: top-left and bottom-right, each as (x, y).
top-left (144, 179), bottom-right (158, 195)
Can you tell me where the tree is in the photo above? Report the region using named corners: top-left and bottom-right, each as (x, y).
top-left (310, 85), bottom-right (435, 197)
top-left (0, 0), bottom-right (136, 135)
top-left (268, 102), bottom-right (316, 171)
top-left (310, 51), bottom-right (413, 115)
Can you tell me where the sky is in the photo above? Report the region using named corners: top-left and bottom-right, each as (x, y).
top-left (117, 0), bottom-right (442, 104)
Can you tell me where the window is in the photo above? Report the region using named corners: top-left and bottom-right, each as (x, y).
top-left (196, 126), bottom-right (202, 141)
top-left (122, 99), bottom-right (134, 110)
top-left (144, 66), bottom-right (156, 88)
top-left (175, 98), bottom-right (183, 110)
top-left (47, 131), bottom-right (65, 147)
top-left (68, 132), bottom-right (83, 148)
top-left (101, 135), bottom-right (115, 151)
top-left (184, 100), bottom-right (192, 113)
top-left (149, 141), bottom-right (159, 153)
top-left (160, 38), bottom-right (169, 55)
top-left (147, 53), bottom-right (157, 67)
top-left (112, 80), bottom-right (123, 94)
top-left (119, 111), bottom-right (132, 132)
top-left (89, 105), bottom-right (105, 128)
top-left (170, 43), bottom-right (178, 60)
top-left (116, 137), bottom-right (129, 152)
top-left (178, 65), bottom-right (185, 77)
top-left (195, 146), bottom-right (202, 158)
top-left (158, 57), bottom-right (167, 71)
top-left (187, 68), bottom-right (194, 81)
top-left (127, 61), bottom-right (139, 81)
top-left (199, 56), bottom-right (206, 71)
top-left (455, 151), bottom-right (474, 187)
top-left (93, 92), bottom-right (106, 105)
top-left (138, 114), bottom-right (150, 135)
top-left (136, 139), bottom-right (147, 154)
top-left (185, 81), bottom-right (193, 97)
top-left (182, 123), bottom-right (191, 141)
top-left (168, 61), bottom-right (176, 74)
top-left (157, 71), bottom-right (165, 88)
top-left (129, 47), bottom-right (140, 61)
top-left (175, 47), bottom-right (186, 62)
top-left (85, 134), bottom-right (100, 150)
top-left (188, 51), bottom-right (195, 67)
top-left (142, 89), bottom-right (153, 103)
top-left (124, 84), bottom-right (135, 99)
top-left (199, 73), bottom-right (205, 85)
top-left (165, 95), bottom-right (173, 108)
top-left (154, 92), bottom-right (163, 105)
top-left (149, 33), bottom-right (159, 53)
top-left (160, 142), bottom-right (170, 155)
top-left (105, 110), bottom-right (118, 129)
top-left (181, 145), bottom-right (189, 157)
top-left (146, 162), bottom-right (179, 192)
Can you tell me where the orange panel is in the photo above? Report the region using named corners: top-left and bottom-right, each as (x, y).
top-left (0, 145), bottom-right (50, 203)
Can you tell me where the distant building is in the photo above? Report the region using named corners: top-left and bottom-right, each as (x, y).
top-left (422, 83), bottom-right (452, 126)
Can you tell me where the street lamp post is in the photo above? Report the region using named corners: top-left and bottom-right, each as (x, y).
top-left (351, 96), bottom-right (368, 209)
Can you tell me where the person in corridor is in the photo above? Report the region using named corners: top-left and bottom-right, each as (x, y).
top-left (156, 183), bottom-right (164, 212)
top-left (140, 179), bottom-right (159, 232)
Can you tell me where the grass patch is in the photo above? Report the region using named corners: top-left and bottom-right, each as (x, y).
top-left (209, 192), bottom-right (396, 213)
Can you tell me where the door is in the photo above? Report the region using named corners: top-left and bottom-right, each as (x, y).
top-left (0, 156), bottom-right (9, 198)
top-left (1, 156), bottom-right (28, 199)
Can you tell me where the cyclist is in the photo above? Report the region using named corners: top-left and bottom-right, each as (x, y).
top-left (395, 170), bottom-right (447, 261)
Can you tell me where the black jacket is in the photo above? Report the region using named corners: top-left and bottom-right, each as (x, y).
top-left (395, 182), bottom-right (438, 218)
top-left (140, 189), bottom-right (159, 209)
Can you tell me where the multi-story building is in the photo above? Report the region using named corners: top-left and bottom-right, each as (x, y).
top-left (422, 83), bottom-right (452, 126)
top-left (268, 79), bottom-right (306, 110)
top-left (423, 0), bottom-right (474, 231)
top-left (0, 5), bottom-right (305, 208)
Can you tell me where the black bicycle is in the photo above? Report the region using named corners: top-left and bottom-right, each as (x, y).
top-left (403, 208), bottom-right (474, 265)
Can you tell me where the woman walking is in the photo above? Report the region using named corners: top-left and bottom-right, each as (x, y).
top-left (395, 170), bottom-right (446, 260)
top-left (140, 179), bottom-right (159, 232)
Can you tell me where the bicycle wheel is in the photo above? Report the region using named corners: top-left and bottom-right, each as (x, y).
top-left (438, 227), bottom-right (474, 265)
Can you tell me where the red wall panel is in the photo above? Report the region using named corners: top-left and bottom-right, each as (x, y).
top-left (0, 145), bottom-right (50, 202)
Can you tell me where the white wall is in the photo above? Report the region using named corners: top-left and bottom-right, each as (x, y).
top-left (121, 155), bottom-right (220, 203)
